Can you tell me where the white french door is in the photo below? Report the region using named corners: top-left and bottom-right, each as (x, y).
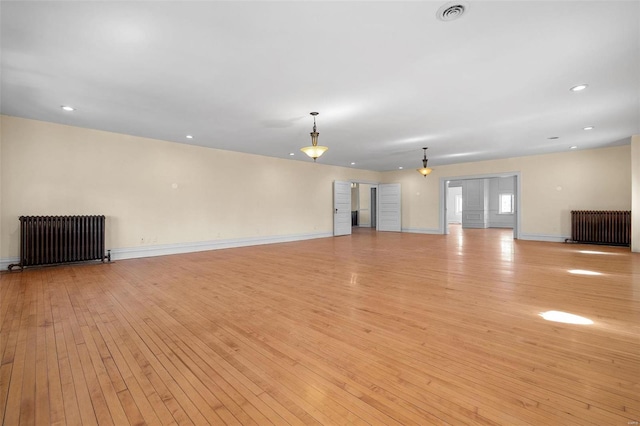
top-left (377, 183), bottom-right (401, 232)
top-left (333, 181), bottom-right (352, 236)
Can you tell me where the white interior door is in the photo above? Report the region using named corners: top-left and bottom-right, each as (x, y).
top-left (378, 183), bottom-right (401, 232)
top-left (333, 181), bottom-right (352, 236)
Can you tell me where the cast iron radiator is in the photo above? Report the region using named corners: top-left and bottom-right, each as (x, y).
top-left (566, 210), bottom-right (631, 246)
top-left (8, 215), bottom-right (110, 271)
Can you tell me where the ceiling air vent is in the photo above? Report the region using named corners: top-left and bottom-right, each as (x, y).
top-left (437, 2), bottom-right (468, 21)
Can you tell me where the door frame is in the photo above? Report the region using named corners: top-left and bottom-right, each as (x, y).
top-left (439, 172), bottom-right (521, 239)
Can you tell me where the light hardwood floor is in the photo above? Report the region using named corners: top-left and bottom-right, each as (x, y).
top-left (1, 226), bottom-right (639, 425)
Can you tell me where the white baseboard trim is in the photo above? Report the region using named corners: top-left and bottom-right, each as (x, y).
top-left (109, 231), bottom-right (333, 261)
top-left (1, 232), bottom-right (333, 270)
top-left (518, 233), bottom-right (570, 243)
top-left (402, 227), bottom-right (442, 235)
top-left (1, 257), bottom-right (20, 271)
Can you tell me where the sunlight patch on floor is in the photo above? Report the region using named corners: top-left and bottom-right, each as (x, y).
top-left (539, 311), bottom-right (594, 325)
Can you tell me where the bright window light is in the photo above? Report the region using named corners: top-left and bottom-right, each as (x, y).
top-left (568, 269), bottom-right (602, 276)
top-left (540, 311), bottom-right (593, 325)
top-left (499, 193), bottom-right (514, 214)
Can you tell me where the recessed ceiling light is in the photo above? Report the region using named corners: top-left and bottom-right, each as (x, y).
top-left (186, 135), bottom-right (194, 139)
top-left (60, 105), bottom-right (75, 112)
top-left (398, 166), bottom-right (404, 170)
top-left (350, 162), bottom-right (356, 165)
top-left (548, 136), bottom-right (559, 140)
top-left (583, 126), bottom-right (594, 130)
top-left (289, 152), bottom-right (295, 156)
top-left (570, 84), bottom-right (588, 92)
top-left (570, 146), bottom-right (578, 149)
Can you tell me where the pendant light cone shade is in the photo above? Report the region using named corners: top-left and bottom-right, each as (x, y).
top-left (301, 112), bottom-right (328, 161)
top-left (417, 147), bottom-right (433, 177)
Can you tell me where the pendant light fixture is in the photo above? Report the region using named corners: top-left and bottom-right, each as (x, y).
top-left (417, 147), bottom-right (433, 177)
top-left (300, 112), bottom-right (328, 161)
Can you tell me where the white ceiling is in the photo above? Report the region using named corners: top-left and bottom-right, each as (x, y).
top-left (2, 1), bottom-right (639, 171)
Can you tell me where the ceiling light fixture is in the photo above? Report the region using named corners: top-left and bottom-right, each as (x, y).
top-left (300, 112), bottom-right (328, 162)
top-left (583, 126), bottom-right (594, 130)
top-left (570, 84), bottom-right (588, 92)
top-left (350, 162), bottom-right (355, 165)
top-left (570, 146), bottom-right (578, 149)
top-left (186, 135), bottom-right (194, 139)
top-left (399, 167), bottom-right (404, 170)
top-left (61, 105), bottom-right (75, 112)
top-left (417, 147), bottom-right (433, 177)
top-left (289, 152), bottom-right (295, 156)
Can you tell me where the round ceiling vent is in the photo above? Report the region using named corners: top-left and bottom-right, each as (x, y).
top-left (437, 2), bottom-right (468, 21)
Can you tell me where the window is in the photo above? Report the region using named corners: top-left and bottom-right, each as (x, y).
top-left (499, 193), bottom-right (514, 214)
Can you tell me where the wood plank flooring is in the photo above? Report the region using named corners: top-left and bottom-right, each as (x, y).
top-left (1, 226), bottom-right (639, 425)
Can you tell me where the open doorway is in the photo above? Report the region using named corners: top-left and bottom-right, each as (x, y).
top-left (350, 182), bottom-right (378, 228)
top-left (446, 182), bottom-right (463, 225)
top-left (440, 173), bottom-right (521, 239)
top-left (335, 181), bottom-right (401, 235)
top-left (370, 187), bottom-right (377, 229)
top-left (344, 182), bottom-right (378, 230)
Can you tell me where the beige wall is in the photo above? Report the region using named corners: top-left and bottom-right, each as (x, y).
top-left (632, 135), bottom-right (640, 252)
top-left (1, 115), bottom-right (635, 263)
top-left (381, 146), bottom-right (632, 239)
top-left (0, 116), bottom-right (380, 260)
